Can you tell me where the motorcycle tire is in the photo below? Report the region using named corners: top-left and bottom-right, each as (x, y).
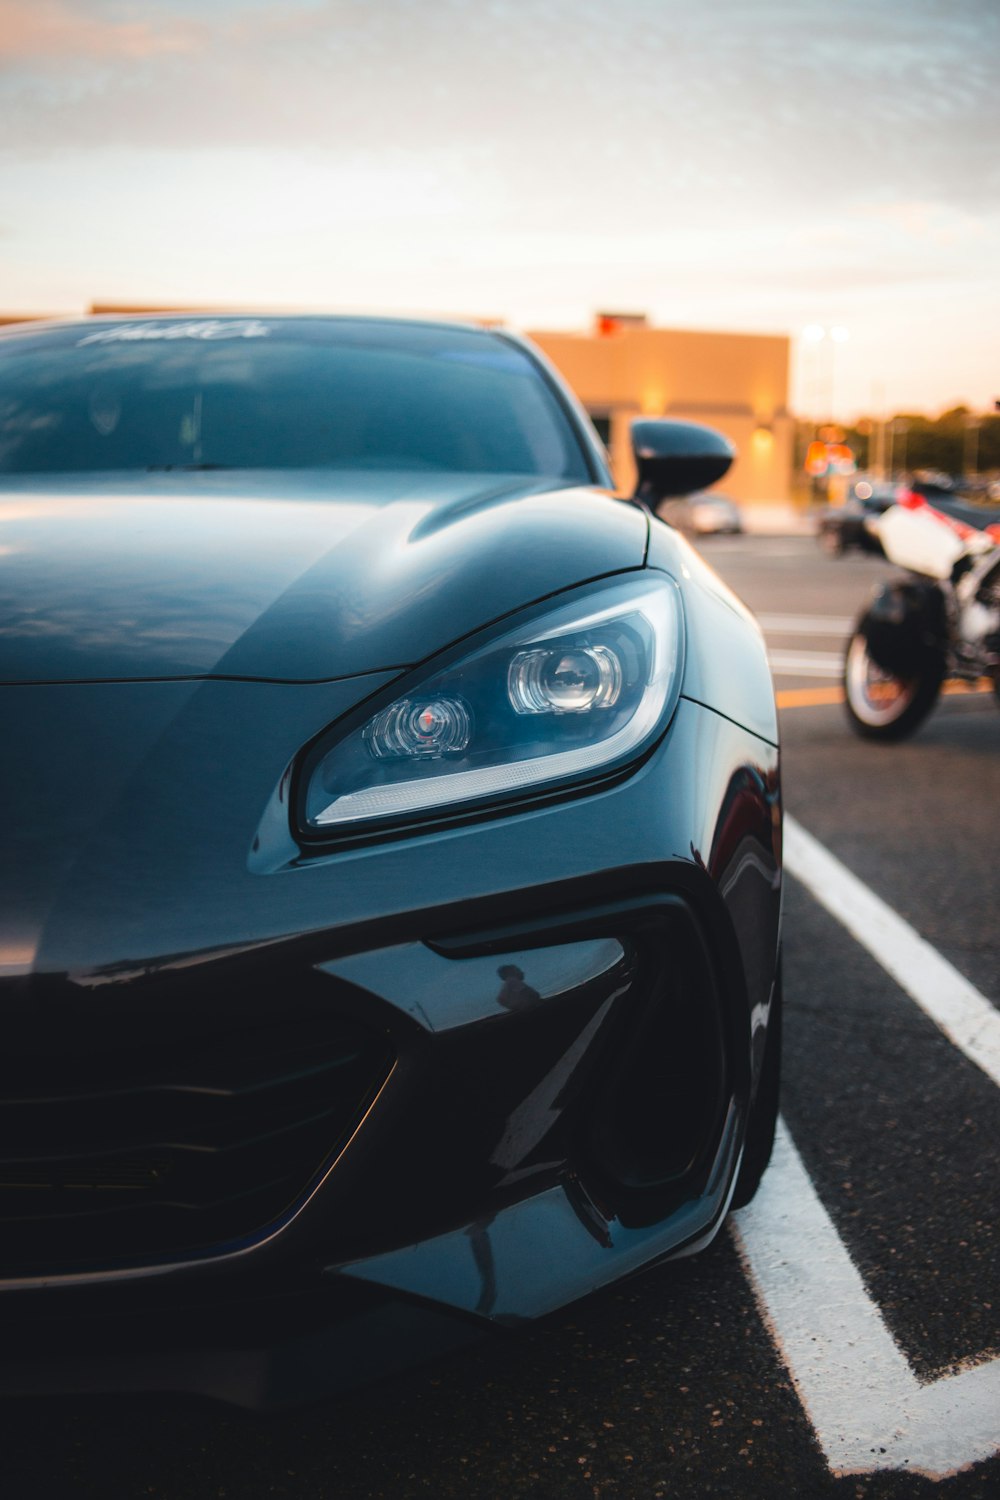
top-left (731, 960), bottom-right (781, 1210)
top-left (843, 631), bottom-right (943, 741)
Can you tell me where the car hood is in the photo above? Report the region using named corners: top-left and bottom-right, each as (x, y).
top-left (0, 470), bottom-right (646, 683)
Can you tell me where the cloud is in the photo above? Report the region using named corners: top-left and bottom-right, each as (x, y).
top-left (1, 0), bottom-right (999, 392)
top-left (865, 201), bottom-right (987, 246)
top-left (1, 0), bottom-right (997, 223)
top-left (0, 0), bottom-right (206, 61)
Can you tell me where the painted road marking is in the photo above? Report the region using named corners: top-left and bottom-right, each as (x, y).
top-left (758, 614), bottom-right (853, 635)
top-left (776, 686), bottom-right (845, 708)
top-left (785, 815), bottom-right (1000, 1089)
top-left (767, 649), bottom-right (843, 677)
top-left (732, 818), bottom-right (1000, 1478)
top-left (774, 680), bottom-right (994, 710)
top-left (733, 1122), bottom-right (1000, 1479)
top-left (938, 676), bottom-right (996, 695)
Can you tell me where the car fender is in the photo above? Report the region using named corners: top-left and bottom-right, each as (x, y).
top-left (646, 519), bottom-right (777, 747)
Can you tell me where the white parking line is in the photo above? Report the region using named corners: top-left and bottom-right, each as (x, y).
top-left (733, 1122), bottom-right (1000, 1478)
top-left (731, 816), bottom-right (1000, 1478)
top-left (760, 616), bottom-right (851, 679)
top-left (784, 815), bottom-right (1000, 1088)
top-left (758, 615), bottom-right (853, 635)
top-left (767, 650), bottom-right (844, 678)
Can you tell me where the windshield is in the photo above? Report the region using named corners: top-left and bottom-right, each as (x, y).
top-left (0, 318), bottom-right (592, 481)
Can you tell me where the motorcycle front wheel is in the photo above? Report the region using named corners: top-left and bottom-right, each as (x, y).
top-left (843, 631), bottom-right (943, 741)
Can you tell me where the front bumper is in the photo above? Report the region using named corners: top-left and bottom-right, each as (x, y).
top-left (0, 687), bottom-right (780, 1405)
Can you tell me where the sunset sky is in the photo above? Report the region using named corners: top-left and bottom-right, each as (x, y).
top-left (1, 0), bottom-right (998, 420)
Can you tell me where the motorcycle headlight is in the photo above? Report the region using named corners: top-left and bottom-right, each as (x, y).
top-left (298, 574), bottom-right (683, 838)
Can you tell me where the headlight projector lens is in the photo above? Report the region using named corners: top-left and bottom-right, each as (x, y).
top-left (365, 698), bottom-right (472, 759)
top-left (508, 645), bottom-right (623, 714)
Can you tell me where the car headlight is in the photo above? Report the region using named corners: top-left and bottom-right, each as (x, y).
top-left (298, 574), bottom-right (683, 837)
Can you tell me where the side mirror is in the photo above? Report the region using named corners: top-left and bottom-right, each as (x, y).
top-left (631, 419), bottom-right (735, 503)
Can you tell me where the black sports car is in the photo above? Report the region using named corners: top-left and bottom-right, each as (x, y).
top-left (0, 316), bottom-right (781, 1407)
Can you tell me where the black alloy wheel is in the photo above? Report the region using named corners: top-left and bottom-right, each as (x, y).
top-left (730, 960), bottom-right (781, 1210)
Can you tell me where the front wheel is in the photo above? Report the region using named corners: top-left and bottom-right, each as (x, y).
top-left (731, 962), bottom-right (781, 1210)
top-left (843, 631), bottom-right (942, 741)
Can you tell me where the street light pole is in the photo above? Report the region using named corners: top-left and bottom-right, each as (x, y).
top-left (964, 415), bottom-right (980, 478)
top-left (891, 418), bottom-right (908, 477)
top-left (801, 324), bottom-right (849, 425)
top-left (800, 324), bottom-right (851, 502)
top-left (829, 326), bottom-right (849, 425)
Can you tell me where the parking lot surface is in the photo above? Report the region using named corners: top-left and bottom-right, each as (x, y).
top-left (5, 536), bottom-right (998, 1498)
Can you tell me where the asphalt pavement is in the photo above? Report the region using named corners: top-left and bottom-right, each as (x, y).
top-left (6, 535), bottom-right (998, 1499)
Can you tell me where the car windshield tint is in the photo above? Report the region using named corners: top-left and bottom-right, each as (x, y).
top-left (0, 319), bottom-right (591, 480)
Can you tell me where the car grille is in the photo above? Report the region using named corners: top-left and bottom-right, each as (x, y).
top-left (0, 1013), bottom-right (393, 1276)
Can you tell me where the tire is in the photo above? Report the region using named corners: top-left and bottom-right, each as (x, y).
top-left (731, 962), bottom-right (781, 1209)
top-left (819, 526), bottom-right (844, 557)
top-left (843, 631), bottom-right (943, 741)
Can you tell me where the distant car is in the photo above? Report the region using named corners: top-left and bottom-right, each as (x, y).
top-left (817, 478), bottom-right (902, 556)
top-left (0, 315), bottom-right (781, 1407)
top-left (656, 490), bottom-right (743, 536)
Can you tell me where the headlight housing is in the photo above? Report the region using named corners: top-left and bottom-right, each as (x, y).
top-left (298, 573), bottom-right (683, 839)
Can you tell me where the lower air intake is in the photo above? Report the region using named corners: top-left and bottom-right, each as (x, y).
top-left (0, 1012), bottom-right (392, 1276)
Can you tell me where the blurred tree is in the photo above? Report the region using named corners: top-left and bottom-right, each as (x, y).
top-left (836, 407), bottom-right (1000, 477)
top-left (979, 416), bottom-right (1000, 471)
top-left (843, 421), bottom-right (870, 469)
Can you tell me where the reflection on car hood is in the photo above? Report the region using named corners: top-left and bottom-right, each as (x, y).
top-left (0, 470), bottom-right (646, 683)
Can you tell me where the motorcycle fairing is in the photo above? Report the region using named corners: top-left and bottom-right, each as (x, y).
top-left (861, 579), bottom-right (947, 677)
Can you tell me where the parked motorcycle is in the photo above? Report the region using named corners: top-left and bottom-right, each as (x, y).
top-left (843, 491), bottom-right (1000, 740)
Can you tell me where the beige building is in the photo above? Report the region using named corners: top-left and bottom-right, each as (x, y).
top-left (529, 314), bottom-right (793, 506)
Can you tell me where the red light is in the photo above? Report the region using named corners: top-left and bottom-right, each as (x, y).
top-left (805, 441), bottom-right (827, 476)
